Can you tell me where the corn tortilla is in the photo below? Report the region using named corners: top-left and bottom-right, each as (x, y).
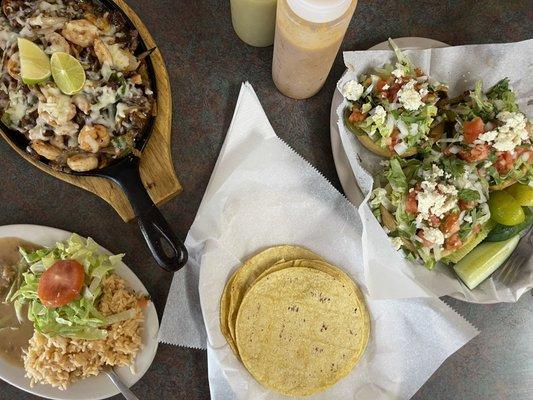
top-left (219, 269), bottom-right (239, 355)
top-left (222, 245), bottom-right (324, 354)
top-left (254, 258), bottom-right (357, 291)
top-left (235, 266), bottom-right (369, 397)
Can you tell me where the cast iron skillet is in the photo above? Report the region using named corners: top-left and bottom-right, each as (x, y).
top-left (0, 0), bottom-right (188, 272)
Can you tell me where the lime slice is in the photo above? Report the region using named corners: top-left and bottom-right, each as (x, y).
top-left (50, 52), bottom-right (86, 95)
top-left (488, 191), bottom-right (525, 226)
top-left (486, 208), bottom-right (533, 242)
top-left (453, 235), bottom-right (520, 290)
top-left (505, 183), bottom-right (533, 207)
top-left (18, 37), bottom-right (51, 85)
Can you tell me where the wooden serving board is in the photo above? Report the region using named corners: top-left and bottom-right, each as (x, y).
top-left (0, 0), bottom-right (181, 222)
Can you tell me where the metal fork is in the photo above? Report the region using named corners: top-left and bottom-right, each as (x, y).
top-left (492, 226), bottom-right (533, 285)
top-left (103, 367), bottom-right (139, 400)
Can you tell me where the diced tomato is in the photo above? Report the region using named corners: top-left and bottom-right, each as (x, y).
top-left (405, 190), bottom-right (418, 215)
top-left (494, 151), bottom-right (516, 175)
top-left (38, 260), bottom-right (85, 308)
top-left (444, 234), bottom-right (463, 251)
top-left (416, 230), bottom-right (433, 247)
top-left (414, 68), bottom-right (424, 77)
top-left (458, 199), bottom-right (476, 210)
top-left (388, 129), bottom-right (401, 151)
top-left (440, 212), bottom-right (460, 235)
top-left (472, 224), bottom-right (481, 234)
top-left (428, 214), bottom-right (441, 228)
top-left (463, 117), bottom-right (485, 144)
top-left (458, 144), bottom-right (490, 163)
top-left (349, 108), bottom-right (367, 123)
top-left (515, 147), bottom-right (533, 164)
top-left (387, 82), bottom-right (402, 101)
top-left (375, 79), bottom-right (388, 92)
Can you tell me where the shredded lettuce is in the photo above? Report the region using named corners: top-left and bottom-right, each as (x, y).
top-left (344, 39), bottom-right (446, 154)
top-left (469, 80), bottom-right (495, 120)
top-left (9, 234), bottom-right (125, 340)
top-left (374, 155), bottom-right (494, 270)
top-left (441, 157), bottom-right (465, 179)
top-left (486, 78), bottom-right (519, 113)
top-left (385, 158), bottom-right (408, 192)
top-left (447, 78), bottom-right (531, 186)
top-left (458, 189), bottom-right (480, 201)
top-left (453, 78), bottom-right (519, 122)
top-left (388, 38), bottom-right (414, 75)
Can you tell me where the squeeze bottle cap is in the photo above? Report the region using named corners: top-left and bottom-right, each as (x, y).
top-left (287, 0), bottom-right (352, 23)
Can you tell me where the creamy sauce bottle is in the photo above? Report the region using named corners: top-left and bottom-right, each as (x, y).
top-left (272, 0), bottom-right (357, 99)
top-left (231, 0), bottom-right (278, 47)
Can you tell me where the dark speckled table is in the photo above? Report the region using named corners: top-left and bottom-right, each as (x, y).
top-left (1, 1), bottom-right (532, 399)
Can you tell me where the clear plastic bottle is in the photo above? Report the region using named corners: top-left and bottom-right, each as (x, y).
top-left (230, 0), bottom-right (278, 47)
top-left (272, 0), bottom-right (357, 99)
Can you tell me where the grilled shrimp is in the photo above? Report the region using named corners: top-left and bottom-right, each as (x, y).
top-left (6, 51), bottom-right (19, 79)
top-left (61, 19), bottom-right (99, 47)
top-left (38, 104), bottom-right (77, 126)
top-left (49, 135), bottom-right (66, 149)
top-left (72, 94), bottom-right (91, 114)
top-left (31, 140), bottom-right (61, 161)
top-left (28, 16), bottom-right (67, 31)
top-left (54, 121), bottom-right (79, 137)
top-left (38, 86), bottom-right (77, 126)
top-left (44, 32), bottom-right (70, 54)
top-left (78, 124), bottom-right (110, 153)
top-left (94, 39), bottom-right (138, 72)
top-left (120, 48), bottom-right (140, 72)
top-left (85, 12), bottom-right (111, 33)
top-left (93, 37), bottom-right (112, 66)
top-left (67, 154), bottom-right (98, 172)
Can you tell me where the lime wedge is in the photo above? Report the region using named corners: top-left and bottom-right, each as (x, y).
top-left (453, 235), bottom-right (520, 290)
top-left (18, 37), bottom-right (51, 85)
top-left (505, 183), bottom-right (533, 207)
top-left (488, 190), bottom-right (525, 226)
top-left (50, 52), bottom-right (86, 95)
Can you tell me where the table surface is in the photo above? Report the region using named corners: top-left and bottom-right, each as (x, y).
top-left (1, 1), bottom-right (532, 399)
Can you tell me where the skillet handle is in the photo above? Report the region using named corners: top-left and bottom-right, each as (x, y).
top-left (137, 205), bottom-right (188, 272)
top-left (101, 155), bottom-right (188, 272)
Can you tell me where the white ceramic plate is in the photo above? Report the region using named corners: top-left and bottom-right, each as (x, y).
top-left (330, 37), bottom-right (449, 206)
top-left (0, 225), bottom-right (159, 400)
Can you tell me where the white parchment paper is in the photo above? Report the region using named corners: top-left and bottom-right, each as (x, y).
top-left (160, 83), bottom-right (479, 400)
top-left (336, 39), bottom-right (533, 303)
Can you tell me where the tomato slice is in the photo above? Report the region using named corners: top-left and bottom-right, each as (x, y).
top-left (463, 117), bottom-right (485, 144)
top-left (38, 260), bottom-right (85, 308)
